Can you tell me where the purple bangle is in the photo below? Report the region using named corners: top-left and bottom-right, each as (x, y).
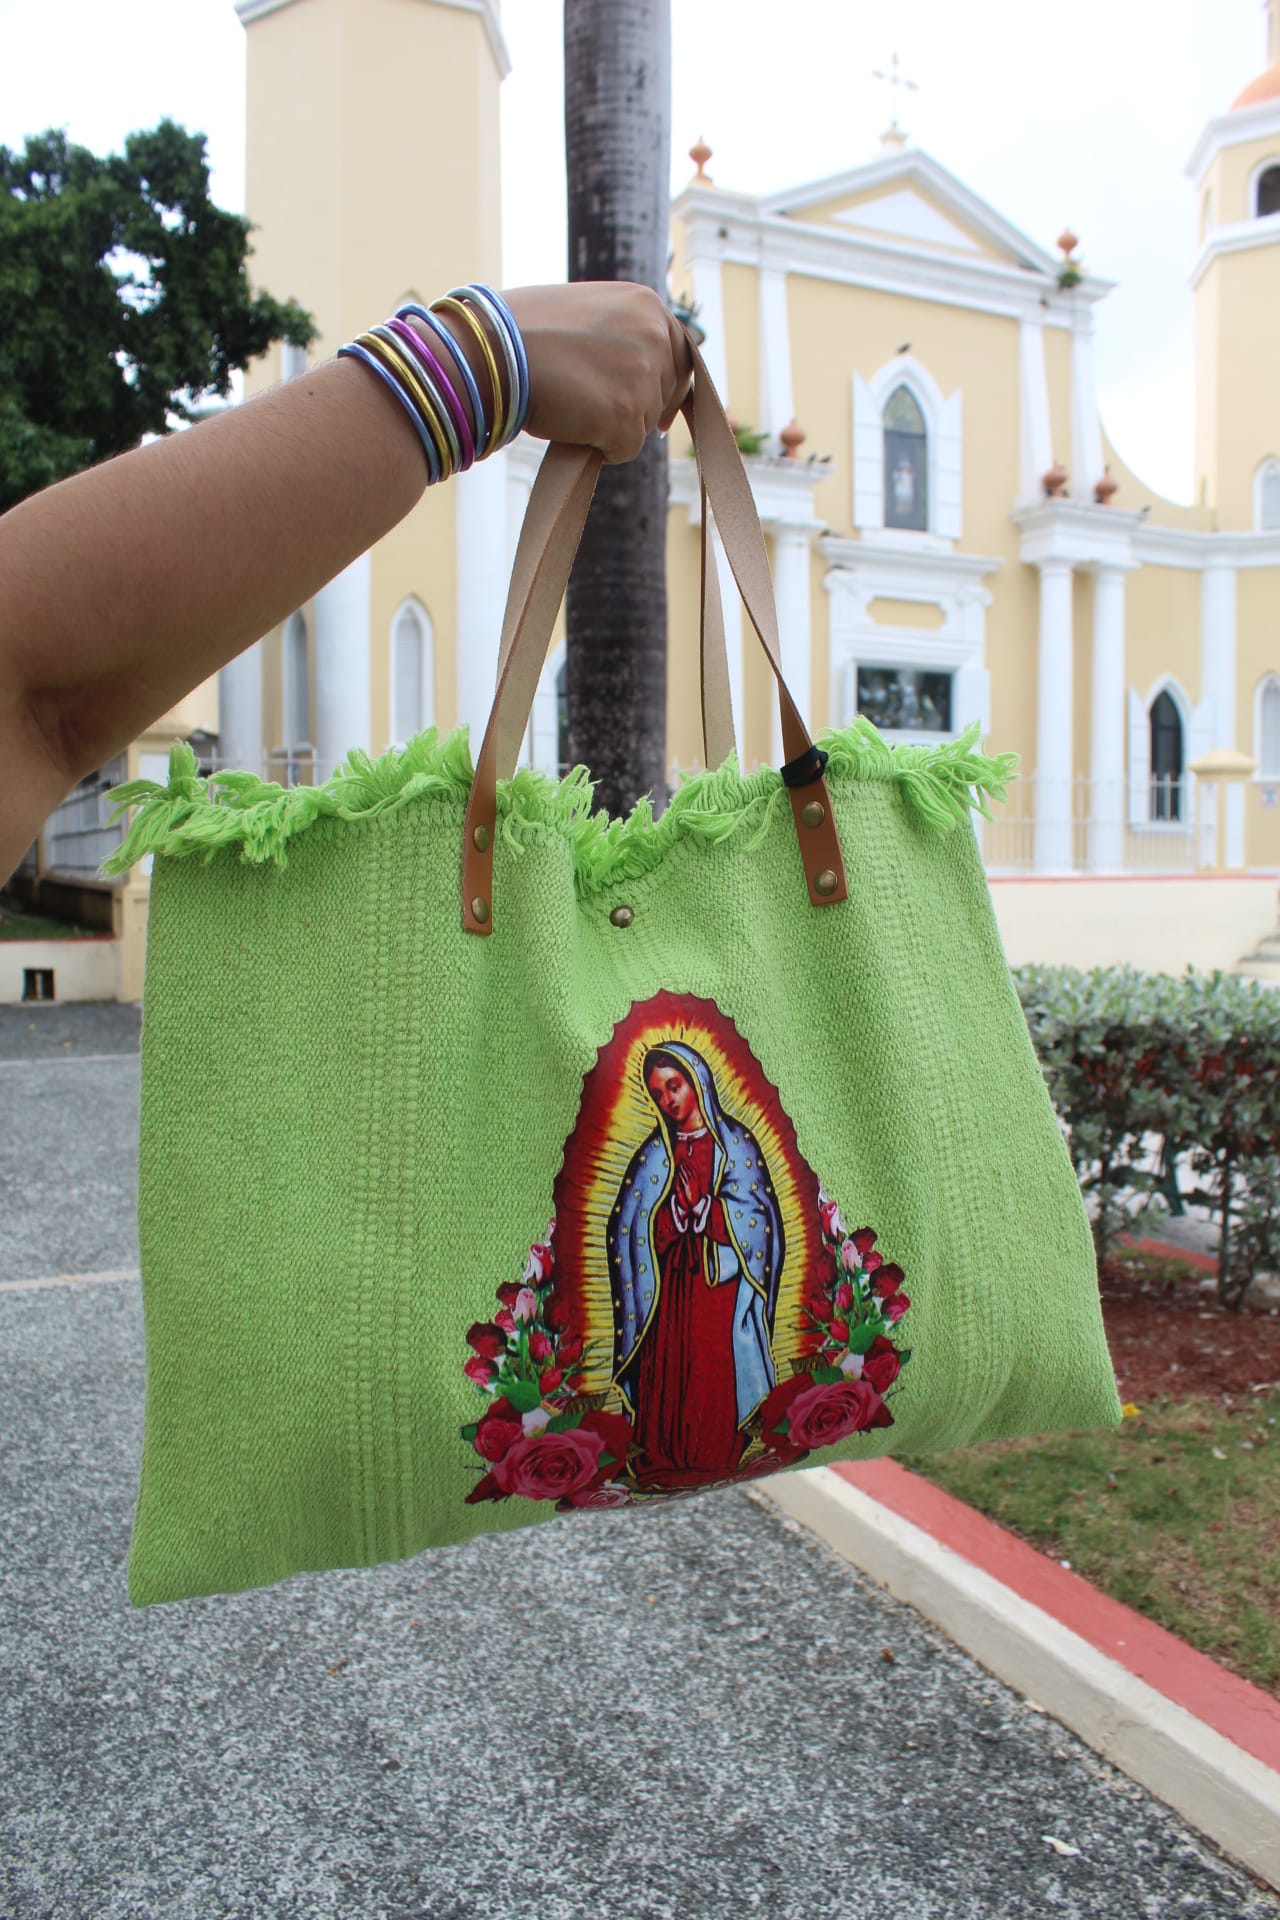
top-left (385, 316), bottom-right (476, 471)
top-left (397, 303), bottom-right (489, 456)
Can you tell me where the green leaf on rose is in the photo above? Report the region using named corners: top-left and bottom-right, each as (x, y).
top-left (459, 1422), bottom-right (479, 1443)
top-left (847, 1322), bottom-right (882, 1354)
top-left (546, 1412), bottom-right (583, 1433)
top-left (501, 1377), bottom-right (544, 1414)
top-left (812, 1365), bottom-right (844, 1384)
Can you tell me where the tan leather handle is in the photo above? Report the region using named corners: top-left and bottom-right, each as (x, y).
top-left (463, 336), bottom-right (847, 934)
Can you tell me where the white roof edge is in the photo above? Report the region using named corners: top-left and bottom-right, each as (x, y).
top-left (754, 146), bottom-right (1062, 276)
top-left (1185, 96), bottom-right (1280, 182)
top-left (234, 0), bottom-right (512, 77)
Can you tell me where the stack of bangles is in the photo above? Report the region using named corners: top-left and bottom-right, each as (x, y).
top-left (337, 283), bottom-right (530, 484)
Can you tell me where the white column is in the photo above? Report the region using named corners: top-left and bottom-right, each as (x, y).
top-left (1088, 565), bottom-right (1128, 870)
top-left (710, 521), bottom-right (745, 768)
top-left (1226, 780), bottom-right (1248, 868)
top-left (1017, 318), bottom-right (1053, 503)
top-left (312, 552), bottom-right (372, 781)
top-left (1200, 561), bottom-right (1238, 749)
top-left (1070, 316), bottom-right (1105, 503)
top-left (769, 528), bottom-right (812, 768)
top-left (1035, 560), bottom-right (1074, 871)
top-left (758, 267), bottom-right (793, 449)
top-left (217, 645), bottom-right (264, 776)
top-left (455, 447), bottom-right (511, 754)
top-left (690, 249), bottom-right (727, 401)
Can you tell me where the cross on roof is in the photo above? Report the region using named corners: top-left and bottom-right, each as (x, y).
top-left (872, 51), bottom-right (919, 132)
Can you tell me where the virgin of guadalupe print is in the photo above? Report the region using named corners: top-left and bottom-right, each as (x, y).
top-left (459, 991), bottom-right (913, 1511)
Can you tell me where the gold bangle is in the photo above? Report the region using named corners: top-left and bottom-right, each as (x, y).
top-left (431, 294), bottom-right (508, 451)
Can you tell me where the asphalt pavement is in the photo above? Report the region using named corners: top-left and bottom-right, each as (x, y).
top-left (1, 1002), bottom-right (1275, 1920)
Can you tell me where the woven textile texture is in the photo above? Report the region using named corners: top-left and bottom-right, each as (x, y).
top-left (114, 722), bottom-right (1120, 1603)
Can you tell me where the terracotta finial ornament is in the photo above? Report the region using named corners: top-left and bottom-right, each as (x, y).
top-left (780, 418), bottom-right (807, 458)
top-left (1057, 226), bottom-right (1079, 258)
top-left (690, 136), bottom-right (713, 184)
top-left (1094, 468), bottom-right (1119, 506)
top-left (1043, 462), bottom-right (1069, 498)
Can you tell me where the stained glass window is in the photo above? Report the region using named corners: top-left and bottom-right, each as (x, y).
top-left (856, 667), bottom-right (952, 734)
top-left (1150, 691), bottom-right (1183, 822)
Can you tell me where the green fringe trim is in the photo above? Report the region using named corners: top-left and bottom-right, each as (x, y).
top-left (102, 718), bottom-right (1019, 891)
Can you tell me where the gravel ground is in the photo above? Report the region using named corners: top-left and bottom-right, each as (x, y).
top-left (1, 1003), bottom-right (1275, 1920)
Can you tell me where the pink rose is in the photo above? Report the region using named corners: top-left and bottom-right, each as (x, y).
top-left (834, 1280), bottom-right (855, 1311)
top-left (465, 1321), bottom-right (507, 1360)
top-left (820, 1198), bottom-right (845, 1238)
top-left (862, 1337), bottom-right (901, 1394)
top-left (494, 1307), bottom-right (516, 1334)
top-left (462, 1355), bottom-right (496, 1388)
top-left (885, 1292), bottom-right (911, 1324)
top-left (546, 1215), bottom-right (557, 1242)
top-left (525, 1243), bottom-right (554, 1284)
top-left (784, 1377), bottom-right (893, 1450)
top-left (490, 1425), bottom-right (608, 1500)
top-left (529, 1329), bottom-right (554, 1363)
top-left (513, 1287), bottom-right (538, 1323)
top-left (474, 1416), bottom-right (523, 1461)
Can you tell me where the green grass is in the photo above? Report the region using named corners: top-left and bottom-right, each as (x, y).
top-left (902, 1392), bottom-right (1280, 1694)
top-left (0, 902), bottom-right (101, 940)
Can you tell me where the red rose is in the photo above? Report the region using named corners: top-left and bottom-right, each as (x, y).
top-left (544, 1296), bottom-right (571, 1332)
top-left (462, 1355), bottom-right (496, 1388)
top-left (564, 1483), bottom-right (632, 1509)
top-left (830, 1320), bottom-right (850, 1343)
top-left (885, 1292), bottom-right (911, 1324)
top-left (524, 1242), bottom-right (554, 1284)
top-left (756, 1375), bottom-right (815, 1458)
top-left (474, 1416), bottom-right (523, 1461)
top-left (466, 1322), bottom-right (507, 1359)
top-left (834, 1280), bottom-right (854, 1312)
top-left (576, 1408), bottom-right (633, 1473)
top-left (494, 1307), bottom-right (516, 1334)
top-left (862, 1336), bottom-right (902, 1394)
top-left (785, 1377), bottom-right (893, 1450)
top-left (806, 1292), bottom-right (831, 1323)
top-left (496, 1282), bottom-right (522, 1308)
top-left (540, 1365), bottom-right (564, 1395)
top-left (490, 1425), bottom-right (607, 1500)
top-left (529, 1329), bottom-right (553, 1363)
top-left (851, 1227), bottom-right (877, 1257)
top-left (863, 1250), bottom-right (883, 1276)
top-left (819, 1198), bottom-right (844, 1238)
top-left (558, 1335), bottom-right (583, 1366)
top-left (874, 1263), bottom-right (905, 1298)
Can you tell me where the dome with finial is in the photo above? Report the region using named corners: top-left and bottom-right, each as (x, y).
top-left (689, 136), bottom-right (713, 184)
top-left (1232, 0), bottom-right (1280, 108)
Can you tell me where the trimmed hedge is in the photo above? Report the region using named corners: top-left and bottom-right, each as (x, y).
top-left (1014, 965), bottom-right (1280, 1309)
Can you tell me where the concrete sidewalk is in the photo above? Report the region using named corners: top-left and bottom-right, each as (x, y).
top-left (2, 1002), bottom-right (1276, 1919)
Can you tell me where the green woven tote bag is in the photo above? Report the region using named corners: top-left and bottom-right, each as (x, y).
top-left (109, 350), bottom-right (1120, 1605)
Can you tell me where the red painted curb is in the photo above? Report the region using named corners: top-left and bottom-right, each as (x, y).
top-left (832, 1456), bottom-right (1280, 1776)
top-left (1120, 1235), bottom-right (1218, 1275)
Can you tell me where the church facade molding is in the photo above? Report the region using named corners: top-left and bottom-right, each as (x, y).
top-left (668, 447), bottom-right (824, 535)
top-left (1011, 499), bottom-right (1144, 572)
top-left (1188, 212), bottom-right (1280, 289)
top-left (1186, 96), bottom-right (1280, 184)
top-left (234, 0), bottom-right (512, 76)
top-left (1131, 523), bottom-right (1280, 570)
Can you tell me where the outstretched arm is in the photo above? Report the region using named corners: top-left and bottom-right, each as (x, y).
top-left (0, 281), bottom-right (691, 882)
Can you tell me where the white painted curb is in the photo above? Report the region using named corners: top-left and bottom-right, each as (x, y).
top-left (756, 1466), bottom-right (1280, 1889)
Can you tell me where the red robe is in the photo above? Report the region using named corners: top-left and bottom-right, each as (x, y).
top-left (630, 1128), bottom-right (745, 1485)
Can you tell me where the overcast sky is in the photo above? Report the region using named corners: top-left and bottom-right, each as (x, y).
top-left (0, 0), bottom-right (1270, 501)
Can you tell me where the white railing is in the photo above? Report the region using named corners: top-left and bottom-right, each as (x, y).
top-left (981, 774), bottom-right (1198, 874)
top-left (42, 755), bottom-right (129, 876)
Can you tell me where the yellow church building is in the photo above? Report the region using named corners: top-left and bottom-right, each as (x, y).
top-left (11, 0), bottom-right (1280, 1001)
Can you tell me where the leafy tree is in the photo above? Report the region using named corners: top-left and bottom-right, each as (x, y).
top-left (563, 0), bottom-right (672, 820)
top-left (0, 120), bottom-right (313, 514)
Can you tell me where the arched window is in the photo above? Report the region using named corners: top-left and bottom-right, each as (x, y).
top-left (1150, 690), bottom-right (1183, 821)
top-left (1258, 459), bottom-right (1280, 531)
top-left (883, 385), bottom-right (928, 531)
top-left (280, 611), bottom-right (311, 785)
top-left (1258, 676), bottom-right (1280, 779)
top-left (1257, 164), bottom-right (1280, 219)
top-left (391, 599), bottom-right (434, 746)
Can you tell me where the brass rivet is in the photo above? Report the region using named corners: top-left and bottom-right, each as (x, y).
top-left (800, 800), bottom-right (826, 828)
top-left (471, 896), bottom-right (490, 924)
top-left (610, 905), bottom-right (635, 929)
top-left (814, 868), bottom-right (838, 896)
top-left (472, 824), bottom-right (491, 852)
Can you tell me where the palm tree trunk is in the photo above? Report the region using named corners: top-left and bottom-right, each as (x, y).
top-left (563, 0), bottom-right (671, 819)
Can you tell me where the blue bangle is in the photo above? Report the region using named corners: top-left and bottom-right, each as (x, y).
top-left (337, 340), bottom-right (442, 482)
